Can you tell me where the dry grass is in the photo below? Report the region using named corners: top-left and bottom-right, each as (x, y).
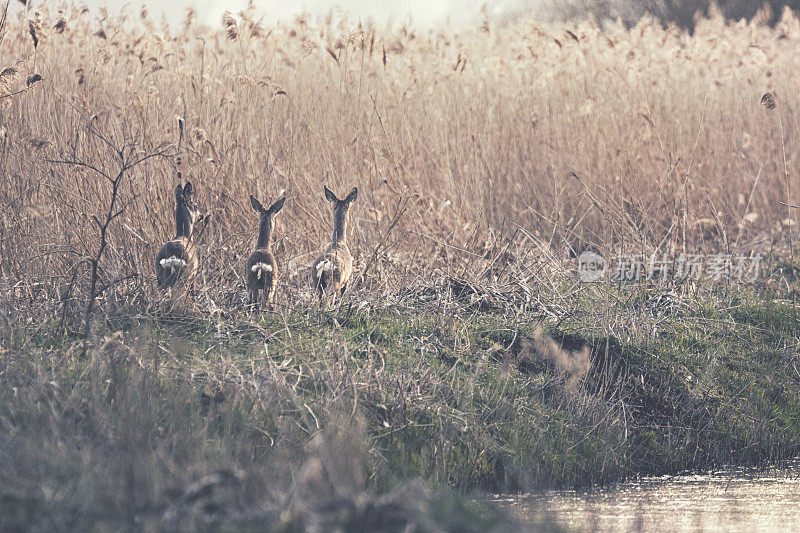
top-left (3, 3), bottom-right (800, 529)
top-left (1, 5), bottom-right (799, 320)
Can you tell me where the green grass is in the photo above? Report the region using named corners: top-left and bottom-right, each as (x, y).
top-left (2, 276), bottom-right (800, 529)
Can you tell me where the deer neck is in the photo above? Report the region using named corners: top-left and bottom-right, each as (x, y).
top-left (331, 208), bottom-right (348, 247)
top-left (175, 204), bottom-right (193, 239)
top-left (256, 216), bottom-right (273, 249)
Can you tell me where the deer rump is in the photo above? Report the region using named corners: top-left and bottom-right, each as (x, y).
top-left (311, 250), bottom-right (350, 295)
top-left (246, 250), bottom-right (277, 291)
top-left (156, 239), bottom-right (191, 288)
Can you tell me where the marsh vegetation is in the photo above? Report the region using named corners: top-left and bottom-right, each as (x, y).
top-left (2, 2), bottom-right (800, 530)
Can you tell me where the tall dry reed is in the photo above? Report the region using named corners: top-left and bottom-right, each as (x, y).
top-left (0, 4), bottom-right (798, 323)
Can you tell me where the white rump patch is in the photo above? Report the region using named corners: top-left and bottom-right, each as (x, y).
top-left (160, 256), bottom-right (186, 272)
top-left (251, 262), bottom-right (273, 280)
top-left (315, 260), bottom-right (333, 278)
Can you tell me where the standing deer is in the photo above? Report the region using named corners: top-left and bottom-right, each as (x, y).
top-left (246, 195), bottom-right (285, 311)
top-left (311, 185), bottom-right (358, 301)
top-left (155, 182), bottom-right (201, 289)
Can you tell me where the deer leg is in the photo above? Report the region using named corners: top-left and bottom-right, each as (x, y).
top-left (314, 278), bottom-right (323, 303)
top-left (249, 288), bottom-right (257, 312)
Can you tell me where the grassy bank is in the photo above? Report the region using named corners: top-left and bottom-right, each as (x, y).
top-left (4, 4), bottom-right (800, 530)
top-left (3, 264), bottom-right (800, 529)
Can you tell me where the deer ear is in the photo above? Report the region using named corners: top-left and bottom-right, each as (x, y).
top-left (250, 195), bottom-right (265, 213)
top-left (183, 182), bottom-right (193, 198)
top-left (175, 184), bottom-right (183, 198)
top-left (269, 197), bottom-right (286, 215)
top-left (345, 186), bottom-right (358, 204)
top-left (324, 185), bottom-right (338, 203)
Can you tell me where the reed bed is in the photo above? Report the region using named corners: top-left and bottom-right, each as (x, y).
top-left (2, 3), bottom-right (800, 530)
top-left (1, 5), bottom-right (799, 316)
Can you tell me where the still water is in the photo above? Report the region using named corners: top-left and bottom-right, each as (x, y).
top-left (497, 462), bottom-right (800, 532)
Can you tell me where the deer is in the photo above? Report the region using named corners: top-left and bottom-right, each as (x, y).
top-left (245, 195), bottom-right (285, 311)
top-left (311, 185), bottom-right (358, 302)
top-left (155, 182), bottom-right (201, 289)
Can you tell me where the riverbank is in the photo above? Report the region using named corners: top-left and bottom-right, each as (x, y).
top-left (3, 263), bottom-right (799, 529)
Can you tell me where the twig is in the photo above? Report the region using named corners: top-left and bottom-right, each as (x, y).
top-left (97, 273), bottom-right (139, 295)
top-left (0, 0), bottom-right (10, 47)
top-left (0, 82), bottom-right (43, 100)
top-left (359, 193), bottom-right (408, 285)
top-left (48, 122), bottom-right (172, 354)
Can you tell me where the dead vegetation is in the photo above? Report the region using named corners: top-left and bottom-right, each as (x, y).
top-left (2, 3), bottom-right (800, 529)
top-left (1, 5), bottom-right (800, 323)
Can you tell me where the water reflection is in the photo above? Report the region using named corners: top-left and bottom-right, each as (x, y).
top-left (497, 462), bottom-right (800, 532)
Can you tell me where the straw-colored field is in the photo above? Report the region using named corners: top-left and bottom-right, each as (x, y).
top-left (3, 5), bottom-right (800, 302)
top-left (3, 4), bottom-right (800, 530)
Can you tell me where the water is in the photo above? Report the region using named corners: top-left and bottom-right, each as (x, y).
top-left (497, 462), bottom-right (800, 532)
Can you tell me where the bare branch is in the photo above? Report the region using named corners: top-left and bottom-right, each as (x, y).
top-left (45, 157), bottom-right (112, 181)
top-left (44, 121), bottom-right (177, 352)
top-left (97, 273), bottom-right (139, 295)
top-left (0, 1), bottom-right (9, 47)
top-left (0, 81), bottom-right (44, 100)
